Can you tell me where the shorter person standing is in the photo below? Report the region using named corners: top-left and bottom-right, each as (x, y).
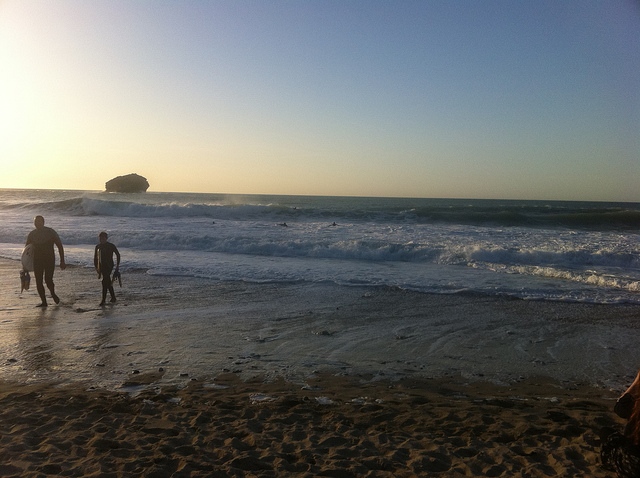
top-left (94, 232), bottom-right (121, 306)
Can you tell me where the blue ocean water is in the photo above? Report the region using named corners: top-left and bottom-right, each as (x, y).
top-left (0, 189), bottom-right (639, 304)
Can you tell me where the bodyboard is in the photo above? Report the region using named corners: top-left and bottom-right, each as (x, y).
top-left (21, 244), bottom-right (35, 272)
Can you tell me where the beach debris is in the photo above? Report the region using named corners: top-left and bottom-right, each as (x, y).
top-left (233, 355), bottom-right (259, 365)
top-left (350, 396), bottom-right (384, 405)
top-left (203, 383), bottom-right (229, 390)
top-left (250, 393), bottom-right (277, 404)
top-left (301, 384), bottom-right (321, 391)
top-left (315, 396), bottom-right (334, 405)
top-left (313, 330), bottom-right (334, 336)
top-left (542, 396), bottom-right (560, 403)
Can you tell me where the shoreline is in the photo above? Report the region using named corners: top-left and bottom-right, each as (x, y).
top-left (1, 256), bottom-right (640, 391)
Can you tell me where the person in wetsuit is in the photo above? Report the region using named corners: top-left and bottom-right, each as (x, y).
top-left (94, 231), bottom-right (121, 306)
top-left (25, 215), bottom-right (66, 307)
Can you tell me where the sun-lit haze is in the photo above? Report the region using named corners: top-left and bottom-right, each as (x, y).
top-left (0, 1), bottom-right (638, 201)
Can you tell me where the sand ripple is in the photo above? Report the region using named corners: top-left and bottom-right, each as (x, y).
top-left (0, 374), bottom-right (623, 477)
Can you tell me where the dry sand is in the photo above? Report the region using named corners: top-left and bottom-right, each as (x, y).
top-left (0, 373), bottom-right (627, 477)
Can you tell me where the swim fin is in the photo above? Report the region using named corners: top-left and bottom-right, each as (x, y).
top-left (112, 269), bottom-right (122, 287)
top-left (20, 270), bottom-right (30, 293)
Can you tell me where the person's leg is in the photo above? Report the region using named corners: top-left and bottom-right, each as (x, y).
top-left (100, 276), bottom-right (108, 305)
top-left (100, 267), bottom-right (112, 305)
top-left (33, 261), bottom-right (47, 306)
top-left (43, 256), bottom-right (59, 304)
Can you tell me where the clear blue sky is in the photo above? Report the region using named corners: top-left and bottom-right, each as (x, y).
top-left (1, 0), bottom-right (638, 201)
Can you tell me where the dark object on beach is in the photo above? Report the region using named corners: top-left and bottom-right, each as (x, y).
top-left (112, 269), bottom-right (122, 287)
top-left (601, 430), bottom-right (640, 477)
top-left (601, 369), bottom-right (640, 477)
top-left (105, 174), bottom-right (149, 193)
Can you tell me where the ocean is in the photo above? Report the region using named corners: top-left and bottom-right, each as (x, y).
top-left (1, 189), bottom-right (640, 389)
top-left (1, 189), bottom-right (638, 305)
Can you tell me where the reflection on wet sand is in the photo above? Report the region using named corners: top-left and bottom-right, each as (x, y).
top-left (1, 257), bottom-right (640, 392)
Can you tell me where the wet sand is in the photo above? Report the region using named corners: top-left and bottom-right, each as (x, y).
top-left (1, 257), bottom-right (639, 476)
top-left (2, 256), bottom-right (639, 390)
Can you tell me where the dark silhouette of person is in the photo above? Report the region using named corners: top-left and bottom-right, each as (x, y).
top-left (25, 215), bottom-right (66, 307)
top-left (94, 231), bottom-right (121, 306)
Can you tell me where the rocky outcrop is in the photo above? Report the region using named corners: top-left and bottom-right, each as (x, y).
top-left (105, 174), bottom-right (149, 193)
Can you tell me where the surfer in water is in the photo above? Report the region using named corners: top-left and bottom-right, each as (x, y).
top-left (94, 231), bottom-right (121, 306)
top-left (25, 215), bottom-right (66, 307)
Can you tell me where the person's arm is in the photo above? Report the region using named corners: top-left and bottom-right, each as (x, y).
top-left (54, 236), bottom-right (66, 270)
top-left (94, 245), bottom-right (100, 275)
top-left (114, 245), bottom-right (121, 270)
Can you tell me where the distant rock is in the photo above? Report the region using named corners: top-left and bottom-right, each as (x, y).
top-left (105, 174), bottom-right (149, 193)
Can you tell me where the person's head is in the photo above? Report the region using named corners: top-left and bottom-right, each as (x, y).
top-left (34, 215), bottom-right (45, 229)
top-left (99, 231), bottom-right (108, 243)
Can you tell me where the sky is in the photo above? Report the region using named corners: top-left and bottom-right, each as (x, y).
top-left (0, 0), bottom-right (638, 201)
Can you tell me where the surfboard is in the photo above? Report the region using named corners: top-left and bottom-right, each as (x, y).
top-left (21, 244), bottom-right (35, 272)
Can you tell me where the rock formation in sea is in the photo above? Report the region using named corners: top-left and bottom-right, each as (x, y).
top-left (105, 174), bottom-right (150, 193)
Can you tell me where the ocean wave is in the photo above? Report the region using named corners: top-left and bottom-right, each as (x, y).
top-left (2, 190), bottom-right (638, 305)
top-left (472, 262), bottom-right (640, 294)
top-left (410, 205), bottom-right (640, 230)
top-left (96, 231), bottom-right (637, 275)
top-left (3, 193), bottom-right (639, 230)
top-left (0, 197), bottom-right (86, 214)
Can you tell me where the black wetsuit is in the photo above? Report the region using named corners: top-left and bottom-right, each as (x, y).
top-left (94, 241), bottom-right (121, 304)
top-left (26, 226), bottom-right (61, 304)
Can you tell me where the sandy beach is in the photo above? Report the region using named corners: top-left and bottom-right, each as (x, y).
top-left (0, 373), bottom-right (630, 477)
top-left (1, 257), bottom-right (639, 476)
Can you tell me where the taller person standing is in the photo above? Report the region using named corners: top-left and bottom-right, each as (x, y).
top-left (25, 215), bottom-right (66, 307)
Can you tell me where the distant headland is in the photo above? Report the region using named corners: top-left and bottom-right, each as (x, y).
top-left (105, 173), bottom-right (150, 193)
